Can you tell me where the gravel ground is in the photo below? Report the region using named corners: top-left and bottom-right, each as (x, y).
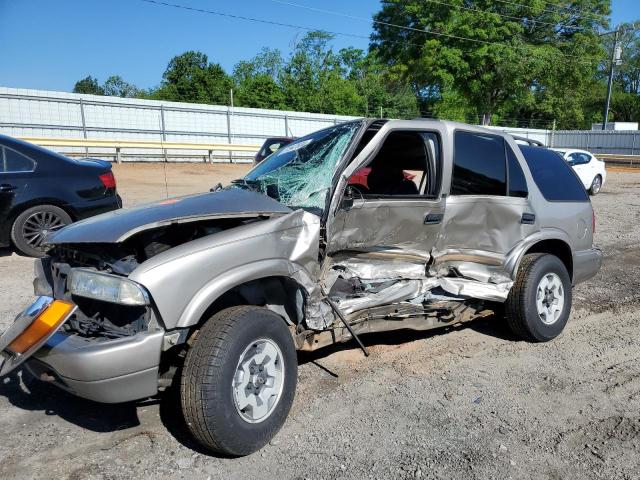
top-left (0, 165), bottom-right (639, 480)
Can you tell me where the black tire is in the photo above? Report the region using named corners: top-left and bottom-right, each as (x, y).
top-left (11, 204), bottom-right (72, 257)
top-left (180, 306), bottom-right (297, 456)
top-left (589, 175), bottom-right (602, 195)
top-left (505, 253), bottom-right (572, 342)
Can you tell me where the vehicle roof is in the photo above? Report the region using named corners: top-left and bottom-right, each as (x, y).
top-left (380, 118), bottom-right (512, 136)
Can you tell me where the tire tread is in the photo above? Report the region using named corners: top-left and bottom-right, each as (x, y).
top-left (180, 305), bottom-right (293, 455)
top-left (505, 253), bottom-right (545, 342)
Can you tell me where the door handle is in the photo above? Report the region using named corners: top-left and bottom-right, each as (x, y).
top-left (0, 184), bottom-right (16, 193)
top-left (521, 212), bottom-right (536, 224)
top-left (424, 213), bottom-right (443, 225)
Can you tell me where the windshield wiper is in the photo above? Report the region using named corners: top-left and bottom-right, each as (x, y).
top-left (230, 179), bottom-right (259, 191)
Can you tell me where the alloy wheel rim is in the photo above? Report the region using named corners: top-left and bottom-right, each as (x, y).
top-left (536, 272), bottom-right (565, 325)
top-left (232, 338), bottom-right (285, 423)
top-left (22, 211), bottom-right (67, 251)
top-left (592, 177), bottom-right (601, 193)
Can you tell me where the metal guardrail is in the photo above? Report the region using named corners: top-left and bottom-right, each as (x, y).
top-left (598, 153), bottom-right (640, 167)
top-left (0, 90), bottom-right (352, 150)
top-left (19, 137), bottom-right (261, 163)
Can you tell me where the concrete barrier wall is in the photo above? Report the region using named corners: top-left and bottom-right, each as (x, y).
top-left (1, 87), bottom-right (638, 160)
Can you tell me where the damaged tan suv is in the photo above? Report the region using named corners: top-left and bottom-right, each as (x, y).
top-left (0, 119), bottom-right (601, 456)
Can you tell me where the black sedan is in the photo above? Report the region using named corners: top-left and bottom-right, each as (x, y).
top-left (0, 134), bottom-right (121, 257)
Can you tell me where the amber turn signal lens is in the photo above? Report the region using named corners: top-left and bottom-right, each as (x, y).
top-left (7, 300), bottom-right (74, 354)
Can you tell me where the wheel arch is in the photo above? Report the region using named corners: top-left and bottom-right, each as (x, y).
top-left (524, 239), bottom-right (573, 280)
top-left (8, 198), bottom-right (77, 228)
top-left (507, 231), bottom-right (574, 282)
top-left (172, 259), bottom-right (316, 330)
top-left (192, 276), bottom-right (307, 330)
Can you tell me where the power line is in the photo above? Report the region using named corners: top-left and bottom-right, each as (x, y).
top-left (139, 0), bottom-right (369, 41)
top-left (490, 0), bottom-right (605, 22)
top-left (419, 0), bottom-right (580, 29)
top-left (141, 0), bottom-right (604, 65)
top-left (530, 0), bottom-right (604, 16)
top-left (267, 0), bottom-right (602, 62)
top-left (140, 0), bottom-right (509, 50)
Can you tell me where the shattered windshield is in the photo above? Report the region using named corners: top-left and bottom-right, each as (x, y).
top-left (238, 121), bottom-right (362, 211)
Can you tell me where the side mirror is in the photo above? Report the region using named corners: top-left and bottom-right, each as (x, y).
top-left (341, 187), bottom-right (354, 210)
top-left (210, 182), bottom-right (223, 192)
top-left (341, 185), bottom-right (364, 210)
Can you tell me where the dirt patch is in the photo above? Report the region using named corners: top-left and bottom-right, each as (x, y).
top-left (111, 162), bottom-right (251, 206)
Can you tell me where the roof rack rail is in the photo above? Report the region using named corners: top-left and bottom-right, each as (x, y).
top-left (510, 135), bottom-right (545, 147)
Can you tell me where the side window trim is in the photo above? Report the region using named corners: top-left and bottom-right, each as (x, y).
top-left (505, 143), bottom-right (529, 198)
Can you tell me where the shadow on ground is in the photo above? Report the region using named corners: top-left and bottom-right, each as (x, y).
top-left (0, 247), bottom-right (17, 258)
top-left (0, 312), bottom-right (516, 457)
top-left (296, 312), bottom-right (517, 368)
top-left (0, 370), bottom-right (142, 433)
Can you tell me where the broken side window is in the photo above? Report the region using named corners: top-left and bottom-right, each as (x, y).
top-left (241, 122), bottom-right (362, 212)
top-left (348, 130), bottom-right (441, 198)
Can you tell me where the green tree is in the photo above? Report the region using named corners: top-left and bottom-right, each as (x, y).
top-left (73, 76), bottom-right (104, 95)
top-left (233, 48), bottom-right (287, 109)
top-left (371, 0), bottom-right (610, 126)
top-left (103, 75), bottom-right (139, 98)
top-left (153, 51), bottom-right (234, 105)
top-left (338, 48), bottom-right (419, 118)
top-left (233, 48), bottom-right (284, 83)
top-left (236, 74), bottom-right (287, 109)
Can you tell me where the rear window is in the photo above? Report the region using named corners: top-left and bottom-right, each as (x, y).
top-left (519, 146), bottom-right (588, 202)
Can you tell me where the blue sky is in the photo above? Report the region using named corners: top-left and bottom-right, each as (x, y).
top-left (0, 0), bottom-right (638, 92)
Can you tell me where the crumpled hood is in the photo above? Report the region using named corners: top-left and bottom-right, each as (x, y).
top-left (49, 188), bottom-right (292, 244)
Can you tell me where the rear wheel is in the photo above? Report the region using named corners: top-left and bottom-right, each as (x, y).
top-left (505, 253), bottom-right (572, 342)
top-left (180, 306), bottom-right (297, 456)
top-left (589, 175), bottom-right (602, 195)
top-left (11, 205), bottom-right (72, 257)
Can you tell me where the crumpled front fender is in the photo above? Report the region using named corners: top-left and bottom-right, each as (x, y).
top-left (130, 209), bottom-right (321, 330)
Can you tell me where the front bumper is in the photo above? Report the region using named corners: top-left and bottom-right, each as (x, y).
top-left (573, 247), bottom-right (603, 285)
top-left (1, 295), bottom-right (165, 403)
top-left (25, 329), bottom-right (164, 403)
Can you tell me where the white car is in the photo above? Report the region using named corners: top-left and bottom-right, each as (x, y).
top-left (551, 148), bottom-right (607, 195)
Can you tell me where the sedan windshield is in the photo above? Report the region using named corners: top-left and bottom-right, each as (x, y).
top-left (238, 121), bottom-right (362, 211)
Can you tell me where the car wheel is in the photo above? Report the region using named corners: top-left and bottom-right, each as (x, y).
top-left (181, 306), bottom-right (297, 456)
top-left (505, 253), bottom-right (572, 342)
top-left (589, 175), bottom-right (602, 195)
top-left (11, 205), bottom-right (72, 257)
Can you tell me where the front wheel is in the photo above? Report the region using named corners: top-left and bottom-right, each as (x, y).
top-left (180, 306), bottom-right (297, 456)
top-left (505, 253), bottom-right (572, 342)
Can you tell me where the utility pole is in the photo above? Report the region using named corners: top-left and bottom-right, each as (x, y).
top-left (602, 29), bottom-right (621, 130)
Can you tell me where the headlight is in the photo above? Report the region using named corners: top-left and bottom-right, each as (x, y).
top-left (69, 269), bottom-right (149, 306)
